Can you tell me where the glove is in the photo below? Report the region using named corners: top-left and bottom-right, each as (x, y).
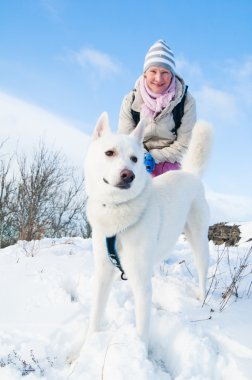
top-left (144, 152), bottom-right (156, 173)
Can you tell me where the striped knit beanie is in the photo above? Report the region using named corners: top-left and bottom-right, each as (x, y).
top-left (143, 39), bottom-right (176, 74)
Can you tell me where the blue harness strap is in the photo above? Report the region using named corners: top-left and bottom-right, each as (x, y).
top-left (106, 235), bottom-right (127, 280)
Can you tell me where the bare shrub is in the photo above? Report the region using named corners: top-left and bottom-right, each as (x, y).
top-left (0, 141), bottom-right (16, 247)
top-left (203, 245), bottom-right (252, 311)
top-left (0, 140), bottom-right (90, 247)
top-left (219, 246), bottom-right (252, 310)
top-left (14, 142), bottom-right (88, 241)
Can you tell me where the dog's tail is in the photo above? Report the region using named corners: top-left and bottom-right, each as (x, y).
top-left (182, 120), bottom-right (213, 177)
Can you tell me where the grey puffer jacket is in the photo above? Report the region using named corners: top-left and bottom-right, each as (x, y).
top-left (118, 75), bottom-right (196, 163)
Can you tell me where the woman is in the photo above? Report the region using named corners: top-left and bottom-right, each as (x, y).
top-left (118, 39), bottom-right (196, 177)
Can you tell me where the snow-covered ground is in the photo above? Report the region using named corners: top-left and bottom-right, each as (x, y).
top-left (0, 224), bottom-right (251, 380)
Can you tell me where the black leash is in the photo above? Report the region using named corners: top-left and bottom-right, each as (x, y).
top-left (106, 235), bottom-right (127, 280)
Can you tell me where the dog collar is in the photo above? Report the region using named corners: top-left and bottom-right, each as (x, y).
top-left (106, 235), bottom-right (127, 280)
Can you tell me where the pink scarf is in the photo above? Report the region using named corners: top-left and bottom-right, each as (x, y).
top-left (139, 75), bottom-right (176, 119)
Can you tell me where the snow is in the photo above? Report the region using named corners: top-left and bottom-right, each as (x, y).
top-left (0, 91), bottom-right (91, 169)
top-left (206, 190), bottom-right (252, 224)
top-left (0, 228), bottom-right (251, 379)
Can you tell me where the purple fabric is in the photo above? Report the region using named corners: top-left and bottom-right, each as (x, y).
top-left (151, 161), bottom-right (181, 177)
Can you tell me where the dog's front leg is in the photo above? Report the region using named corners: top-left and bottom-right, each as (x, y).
top-left (130, 276), bottom-right (152, 347)
top-left (88, 255), bottom-right (115, 337)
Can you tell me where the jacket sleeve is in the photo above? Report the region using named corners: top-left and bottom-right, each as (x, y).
top-left (150, 92), bottom-right (197, 163)
top-left (118, 92), bottom-right (136, 134)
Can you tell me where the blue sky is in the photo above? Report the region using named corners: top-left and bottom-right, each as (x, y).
top-left (1, 0), bottom-right (252, 203)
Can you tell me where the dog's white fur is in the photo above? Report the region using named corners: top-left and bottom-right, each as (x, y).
top-left (85, 112), bottom-right (213, 347)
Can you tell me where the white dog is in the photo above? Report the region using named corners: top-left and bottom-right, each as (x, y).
top-left (85, 112), bottom-right (213, 347)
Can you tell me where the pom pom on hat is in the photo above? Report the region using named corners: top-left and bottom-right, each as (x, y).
top-left (143, 39), bottom-right (176, 74)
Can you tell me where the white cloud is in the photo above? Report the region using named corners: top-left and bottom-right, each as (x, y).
top-left (195, 86), bottom-right (240, 125)
top-left (176, 56), bottom-right (252, 124)
top-left (225, 56), bottom-right (252, 80)
top-left (223, 57), bottom-right (252, 108)
top-left (0, 91), bottom-right (90, 167)
top-left (176, 56), bottom-right (204, 82)
top-left (71, 47), bottom-right (121, 77)
top-left (40, 0), bottom-right (64, 20)
top-left (237, 58), bottom-right (252, 78)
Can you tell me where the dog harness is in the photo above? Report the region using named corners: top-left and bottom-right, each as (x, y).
top-left (106, 236), bottom-right (127, 280)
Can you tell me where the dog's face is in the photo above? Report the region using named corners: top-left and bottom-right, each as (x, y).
top-left (85, 112), bottom-right (149, 204)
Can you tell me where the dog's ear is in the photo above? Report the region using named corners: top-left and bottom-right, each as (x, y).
top-left (92, 112), bottom-right (111, 140)
top-left (130, 118), bottom-right (146, 143)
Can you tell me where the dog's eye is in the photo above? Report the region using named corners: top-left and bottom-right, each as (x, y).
top-left (130, 156), bottom-right (138, 163)
top-left (105, 150), bottom-right (115, 157)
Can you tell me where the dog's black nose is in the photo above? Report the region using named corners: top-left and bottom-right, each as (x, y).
top-left (120, 169), bottom-right (135, 184)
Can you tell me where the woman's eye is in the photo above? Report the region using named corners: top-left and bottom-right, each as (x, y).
top-left (105, 150), bottom-right (115, 157)
top-left (131, 156), bottom-right (138, 163)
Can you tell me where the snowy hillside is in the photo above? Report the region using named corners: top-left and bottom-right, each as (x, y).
top-left (0, 224), bottom-right (251, 379)
top-left (0, 91), bottom-right (91, 168)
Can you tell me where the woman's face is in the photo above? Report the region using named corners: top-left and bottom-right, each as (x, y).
top-left (144, 66), bottom-right (173, 94)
